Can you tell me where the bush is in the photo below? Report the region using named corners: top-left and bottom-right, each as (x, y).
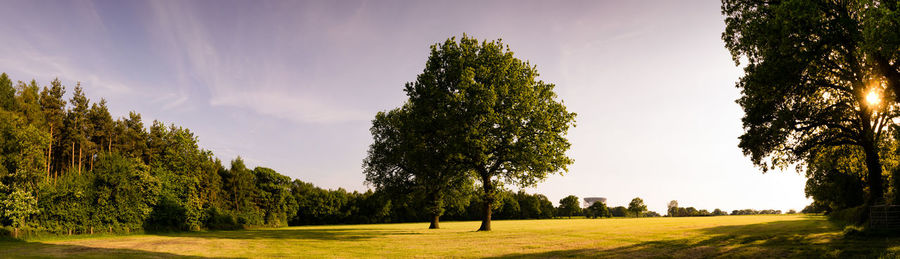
top-left (203, 207), bottom-right (240, 230)
top-left (827, 205), bottom-right (867, 226)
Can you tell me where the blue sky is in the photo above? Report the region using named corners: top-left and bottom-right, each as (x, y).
top-left (0, 0), bottom-right (809, 214)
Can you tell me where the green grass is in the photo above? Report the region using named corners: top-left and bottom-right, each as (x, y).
top-left (2, 214), bottom-right (900, 258)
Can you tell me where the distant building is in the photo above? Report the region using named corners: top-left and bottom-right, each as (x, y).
top-left (584, 197), bottom-right (607, 207)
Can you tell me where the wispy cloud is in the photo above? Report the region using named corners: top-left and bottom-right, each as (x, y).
top-left (144, 1), bottom-right (370, 124)
top-left (210, 91), bottom-right (370, 123)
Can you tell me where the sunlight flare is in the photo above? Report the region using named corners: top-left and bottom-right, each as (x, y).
top-left (866, 90), bottom-right (881, 106)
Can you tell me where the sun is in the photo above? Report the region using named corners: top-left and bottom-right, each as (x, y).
top-left (867, 91), bottom-right (881, 106)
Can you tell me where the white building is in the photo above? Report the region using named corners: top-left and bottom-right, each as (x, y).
top-left (584, 197), bottom-right (607, 207)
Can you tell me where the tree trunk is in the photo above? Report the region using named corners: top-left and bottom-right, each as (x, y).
top-left (46, 126), bottom-right (53, 183)
top-left (71, 142), bottom-right (75, 171)
top-left (429, 214), bottom-right (440, 229)
top-left (78, 146), bottom-right (82, 175)
top-left (478, 174), bottom-right (494, 231)
top-left (479, 200), bottom-right (492, 231)
top-left (862, 140), bottom-right (885, 205)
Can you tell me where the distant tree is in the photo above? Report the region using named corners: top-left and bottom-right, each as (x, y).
top-left (14, 80), bottom-right (45, 126)
top-left (87, 99), bottom-right (115, 169)
top-left (698, 209), bottom-right (710, 216)
top-left (496, 194), bottom-right (521, 220)
top-left (39, 80), bottom-right (65, 179)
top-left (222, 157), bottom-right (257, 216)
top-left (585, 201), bottom-right (610, 219)
top-left (787, 209), bottom-right (797, 214)
top-left (642, 211), bottom-right (661, 217)
top-left (628, 197), bottom-right (647, 217)
top-left (537, 194), bottom-right (556, 219)
top-left (685, 207), bottom-right (698, 217)
top-left (676, 207), bottom-right (688, 217)
top-left (667, 200), bottom-right (678, 217)
top-left (253, 167), bottom-right (294, 226)
top-left (802, 201), bottom-right (828, 214)
top-left (114, 112), bottom-right (149, 161)
top-left (515, 191), bottom-right (542, 219)
top-left (0, 73), bottom-right (15, 111)
top-left (558, 195), bottom-right (580, 219)
top-left (723, 0), bottom-right (900, 205)
top-left (62, 84), bottom-right (91, 175)
top-left (610, 206), bottom-right (628, 217)
top-left (712, 208), bottom-right (726, 216)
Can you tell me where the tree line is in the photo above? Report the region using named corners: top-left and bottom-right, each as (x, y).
top-left (0, 74), bottom-right (312, 234)
top-left (0, 73), bottom-right (572, 237)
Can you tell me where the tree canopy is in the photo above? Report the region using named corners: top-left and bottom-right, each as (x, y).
top-left (628, 197), bottom-right (647, 217)
top-left (558, 195), bottom-right (580, 218)
top-left (722, 0), bottom-right (900, 204)
top-left (364, 101), bottom-right (472, 229)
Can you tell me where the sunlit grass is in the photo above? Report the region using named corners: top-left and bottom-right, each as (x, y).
top-left (2, 215), bottom-right (899, 258)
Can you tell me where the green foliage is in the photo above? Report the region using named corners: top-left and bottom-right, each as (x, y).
top-left (585, 201), bottom-right (610, 219)
top-left (722, 0), bottom-right (900, 204)
top-left (628, 197), bottom-right (647, 217)
top-left (828, 205), bottom-right (868, 226)
top-left (666, 201), bottom-right (729, 217)
top-left (0, 73), bottom-right (15, 111)
top-left (0, 74), bottom-right (310, 235)
top-left (398, 35), bottom-right (575, 230)
top-left (0, 71), bottom-right (573, 235)
top-left (253, 167), bottom-right (294, 226)
top-left (730, 209), bottom-right (783, 215)
top-left (642, 211), bottom-right (661, 217)
top-left (713, 209), bottom-right (727, 216)
top-left (90, 153), bottom-right (159, 229)
top-left (805, 146), bottom-right (868, 212)
top-left (558, 195), bottom-right (580, 218)
top-left (1, 188), bottom-right (38, 228)
top-left (803, 201), bottom-right (829, 214)
top-left (202, 206), bottom-right (239, 230)
top-left (610, 206), bottom-right (628, 217)
top-left (0, 110), bottom-right (48, 192)
top-left (364, 98), bottom-right (474, 227)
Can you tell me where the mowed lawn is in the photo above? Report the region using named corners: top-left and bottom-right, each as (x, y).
top-left (3, 215), bottom-right (900, 258)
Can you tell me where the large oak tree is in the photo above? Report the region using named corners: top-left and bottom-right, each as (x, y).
top-left (401, 36), bottom-right (576, 231)
top-left (363, 104), bottom-right (472, 229)
top-left (722, 0), bottom-right (900, 204)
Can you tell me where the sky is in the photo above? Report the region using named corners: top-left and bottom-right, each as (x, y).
top-left (0, 0), bottom-right (810, 214)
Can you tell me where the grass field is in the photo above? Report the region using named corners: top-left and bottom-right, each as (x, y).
top-left (2, 214), bottom-right (900, 258)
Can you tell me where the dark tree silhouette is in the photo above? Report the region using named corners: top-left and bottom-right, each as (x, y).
top-left (723, 0), bottom-right (900, 204)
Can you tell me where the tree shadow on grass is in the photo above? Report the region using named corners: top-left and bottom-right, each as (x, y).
top-left (152, 227), bottom-right (419, 242)
top-left (0, 238), bottom-right (234, 258)
top-left (489, 217), bottom-right (900, 258)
